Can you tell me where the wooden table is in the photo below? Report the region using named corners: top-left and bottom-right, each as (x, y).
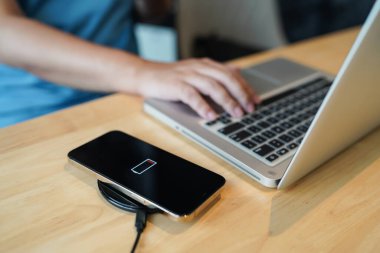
top-left (1, 28), bottom-right (380, 253)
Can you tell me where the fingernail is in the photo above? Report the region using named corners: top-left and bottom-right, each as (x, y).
top-left (246, 103), bottom-right (254, 113)
top-left (254, 95), bottom-right (262, 104)
top-left (206, 111), bottom-right (217, 120)
top-left (233, 107), bottom-right (244, 118)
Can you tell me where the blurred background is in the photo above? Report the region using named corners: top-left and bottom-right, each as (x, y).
top-left (135, 0), bottom-right (375, 63)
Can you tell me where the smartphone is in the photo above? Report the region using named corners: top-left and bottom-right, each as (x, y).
top-left (68, 131), bottom-right (225, 221)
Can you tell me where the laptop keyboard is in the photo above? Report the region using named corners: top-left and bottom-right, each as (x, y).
top-left (202, 78), bottom-right (331, 166)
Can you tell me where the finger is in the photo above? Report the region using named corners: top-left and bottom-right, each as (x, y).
top-left (185, 73), bottom-right (244, 118)
top-left (178, 84), bottom-right (218, 120)
top-left (211, 61), bottom-right (259, 107)
top-left (227, 64), bottom-right (261, 105)
top-left (195, 58), bottom-right (255, 112)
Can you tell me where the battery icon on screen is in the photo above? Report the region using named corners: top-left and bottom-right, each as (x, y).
top-left (131, 159), bottom-right (157, 174)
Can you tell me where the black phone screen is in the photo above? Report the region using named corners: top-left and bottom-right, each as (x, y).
top-left (68, 131), bottom-right (225, 217)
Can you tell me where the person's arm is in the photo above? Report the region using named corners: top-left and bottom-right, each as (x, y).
top-left (0, 0), bottom-right (259, 120)
top-left (0, 1), bottom-right (143, 94)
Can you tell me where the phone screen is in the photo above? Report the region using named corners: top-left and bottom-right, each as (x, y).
top-left (68, 131), bottom-right (225, 217)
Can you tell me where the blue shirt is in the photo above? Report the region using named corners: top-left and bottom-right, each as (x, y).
top-left (0, 0), bottom-right (137, 127)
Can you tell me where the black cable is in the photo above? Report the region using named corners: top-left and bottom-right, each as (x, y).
top-left (131, 208), bottom-right (147, 253)
top-left (97, 180), bottom-right (160, 253)
top-left (131, 231), bottom-right (142, 253)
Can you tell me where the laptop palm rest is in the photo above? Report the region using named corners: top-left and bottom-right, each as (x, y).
top-left (241, 58), bottom-right (322, 98)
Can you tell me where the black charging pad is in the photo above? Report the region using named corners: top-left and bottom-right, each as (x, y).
top-left (97, 180), bottom-right (160, 214)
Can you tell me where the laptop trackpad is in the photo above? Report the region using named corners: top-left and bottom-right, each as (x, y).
top-left (241, 58), bottom-right (319, 96)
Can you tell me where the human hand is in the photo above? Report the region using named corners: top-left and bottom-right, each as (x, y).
top-left (133, 58), bottom-right (260, 120)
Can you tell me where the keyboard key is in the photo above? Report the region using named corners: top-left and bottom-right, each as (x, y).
top-left (297, 125), bottom-right (308, 133)
top-left (253, 144), bottom-right (274, 157)
top-left (287, 143), bottom-right (298, 150)
top-left (280, 122), bottom-right (293, 129)
top-left (289, 117), bottom-right (301, 124)
top-left (305, 109), bottom-right (316, 117)
top-left (261, 109), bottom-right (272, 116)
top-left (262, 130), bottom-right (276, 139)
top-left (276, 148), bottom-right (289, 156)
top-left (275, 113), bottom-right (288, 120)
top-left (251, 113), bottom-right (263, 120)
top-left (279, 134), bottom-right (293, 143)
top-left (269, 139), bottom-right (284, 148)
top-left (267, 117), bottom-right (279, 124)
top-left (309, 107), bottom-right (319, 114)
top-left (299, 113), bottom-right (310, 120)
top-left (206, 119), bottom-right (218, 126)
top-left (305, 100), bottom-right (314, 107)
top-left (247, 125), bottom-right (261, 133)
top-left (241, 117), bottom-right (254, 125)
top-left (257, 121), bottom-right (271, 129)
top-left (288, 129), bottom-right (302, 138)
top-left (294, 106), bottom-right (304, 113)
top-left (229, 130), bottom-right (251, 142)
top-left (241, 139), bottom-right (257, 149)
top-left (285, 108), bottom-right (296, 115)
top-left (220, 118), bottom-right (232, 124)
top-left (295, 114), bottom-right (306, 122)
top-left (296, 137), bottom-right (304, 144)
top-left (218, 122), bottom-right (245, 135)
top-left (272, 104), bottom-right (282, 111)
top-left (221, 112), bottom-right (231, 118)
top-left (271, 126), bottom-right (285, 134)
top-left (251, 135), bottom-right (267, 144)
top-left (266, 153), bottom-right (279, 162)
top-left (304, 120), bottom-right (313, 127)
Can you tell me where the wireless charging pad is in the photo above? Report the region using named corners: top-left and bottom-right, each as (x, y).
top-left (97, 180), bottom-right (160, 253)
top-left (97, 180), bottom-right (160, 214)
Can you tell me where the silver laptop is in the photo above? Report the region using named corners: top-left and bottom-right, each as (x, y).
top-left (144, 1), bottom-right (380, 189)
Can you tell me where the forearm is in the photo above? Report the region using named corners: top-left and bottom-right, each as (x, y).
top-left (0, 15), bottom-right (144, 94)
top-left (0, 1), bottom-right (258, 120)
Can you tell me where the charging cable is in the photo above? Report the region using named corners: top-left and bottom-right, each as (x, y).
top-left (97, 180), bottom-right (160, 253)
top-left (132, 208), bottom-right (147, 252)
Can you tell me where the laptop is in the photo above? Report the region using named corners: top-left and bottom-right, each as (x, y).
top-left (144, 1), bottom-right (380, 189)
